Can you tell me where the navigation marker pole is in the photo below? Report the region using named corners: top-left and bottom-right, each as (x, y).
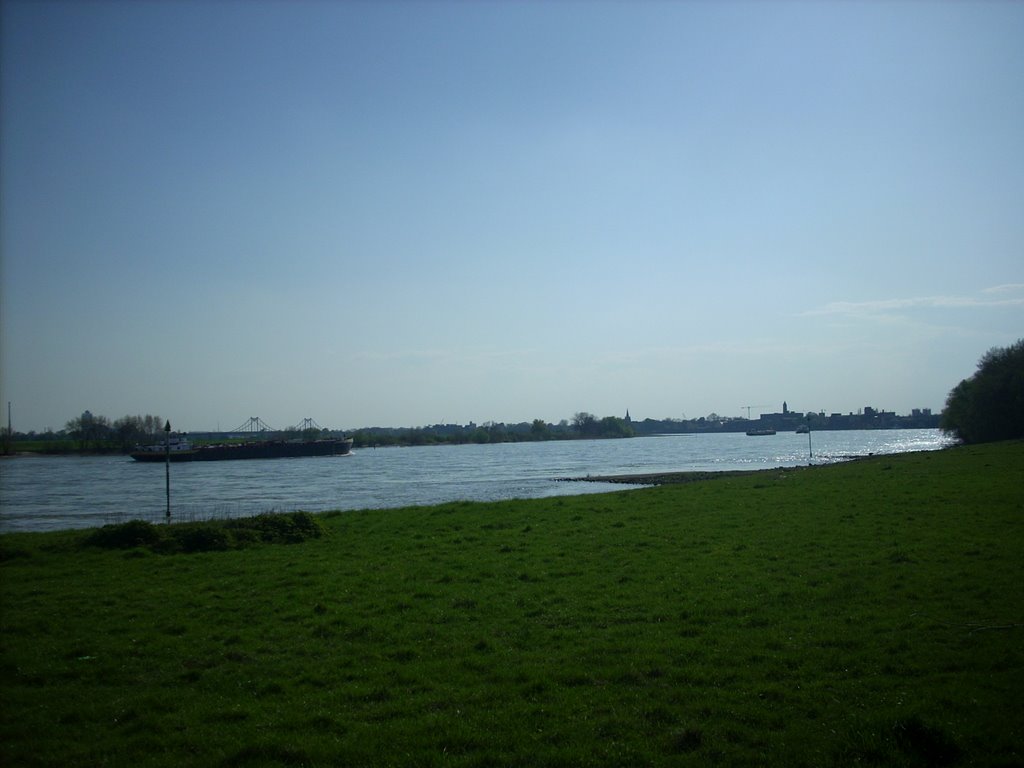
top-left (164, 420), bottom-right (172, 524)
top-left (807, 417), bottom-right (813, 462)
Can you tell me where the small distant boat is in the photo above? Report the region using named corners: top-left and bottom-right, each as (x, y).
top-left (795, 425), bottom-right (810, 434)
top-left (131, 436), bottom-right (353, 462)
top-left (745, 429), bottom-right (777, 436)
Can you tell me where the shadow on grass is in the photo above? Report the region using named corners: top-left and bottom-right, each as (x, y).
top-left (893, 716), bottom-right (963, 766)
top-left (835, 715), bottom-right (964, 767)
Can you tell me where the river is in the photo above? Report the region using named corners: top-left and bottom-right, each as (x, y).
top-left (0, 429), bottom-right (952, 533)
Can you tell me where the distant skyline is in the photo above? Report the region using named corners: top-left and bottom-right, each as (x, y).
top-left (2, 1), bottom-right (1022, 433)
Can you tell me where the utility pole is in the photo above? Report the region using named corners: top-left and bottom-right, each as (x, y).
top-left (164, 420), bottom-right (172, 523)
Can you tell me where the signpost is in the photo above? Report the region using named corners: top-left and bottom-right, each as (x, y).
top-left (164, 420), bottom-right (171, 523)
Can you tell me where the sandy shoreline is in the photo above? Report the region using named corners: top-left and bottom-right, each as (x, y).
top-left (561, 454), bottom-right (902, 485)
top-left (559, 467), bottom-right (805, 486)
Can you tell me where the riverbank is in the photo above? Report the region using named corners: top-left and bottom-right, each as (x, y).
top-left (2, 441), bottom-right (1021, 765)
top-left (1, 430), bottom-right (951, 533)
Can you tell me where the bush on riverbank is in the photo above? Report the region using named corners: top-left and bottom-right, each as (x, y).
top-left (942, 338), bottom-right (1024, 444)
top-left (2, 441), bottom-right (1022, 766)
top-left (83, 511), bottom-right (325, 553)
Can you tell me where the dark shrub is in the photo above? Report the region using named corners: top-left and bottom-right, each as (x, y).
top-left (285, 511), bottom-right (324, 540)
top-left (83, 512), bottom-right (322, 554)
top-left (85, 520), bottom-right (162, 549)
top-left (229, 528), bottom-right (261, 547)
top-left (227, 511), bottom-right (324, 544)
top-left (175, 525), bottom-right (231, 553)
top-left (0, 545), bottom-right (31, 561)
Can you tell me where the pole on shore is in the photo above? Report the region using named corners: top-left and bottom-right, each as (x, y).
top-left (164, 420), bottom-right (171, 524)
top-left (807, 416), bottom-right (813, 461)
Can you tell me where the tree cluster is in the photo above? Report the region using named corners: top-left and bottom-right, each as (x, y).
top-left (63, 412), bottom-right (165, 452)
top-left (571, 412), bottom-right (635, 439)
top-left (941, 339), bottom-right (1024, 444)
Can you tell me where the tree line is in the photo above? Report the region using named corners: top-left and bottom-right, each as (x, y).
top-left (350, 413), bottom-right (634, 448)
top-left (2, 411), bottom-right (636, 454)
top-left (2, 412), bottom-right (166, 454)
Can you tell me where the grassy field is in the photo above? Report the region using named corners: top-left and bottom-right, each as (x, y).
top-left (2, 442), bottom-right (1022, 767)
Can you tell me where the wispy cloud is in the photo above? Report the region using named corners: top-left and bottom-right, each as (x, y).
top-left (352, 346), bottom-right (536, 366)
top-left (983, 283), bottom-right (1024, 294)
top-left (804, 286), bottom-right (1024, 317)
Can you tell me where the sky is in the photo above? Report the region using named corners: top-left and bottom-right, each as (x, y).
top-left (1, 0), bottom-right (1022, 433)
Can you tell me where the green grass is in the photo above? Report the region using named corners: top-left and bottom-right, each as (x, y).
top-left (2, 442), bottom-right (1022, 766)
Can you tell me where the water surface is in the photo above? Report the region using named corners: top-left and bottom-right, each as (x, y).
top-left (0, 429), bottom-right (951, 533)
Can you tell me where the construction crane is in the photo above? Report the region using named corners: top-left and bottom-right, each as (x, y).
top-left (741, 405), bottom-right (771, 420)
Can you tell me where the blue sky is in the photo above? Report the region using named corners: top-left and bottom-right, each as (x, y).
top-left (2, 1), bottom-right (1022, 433)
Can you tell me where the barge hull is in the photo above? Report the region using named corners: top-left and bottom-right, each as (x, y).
top-left (131, 438), bottom-right (353, 462)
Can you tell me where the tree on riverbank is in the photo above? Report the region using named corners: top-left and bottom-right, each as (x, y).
top-left (64, 411), bottom-right (112, 451)
top-left (61, 411), bottom-right (164, 452)
top-left (941, 339), bottom-right (1024, 444)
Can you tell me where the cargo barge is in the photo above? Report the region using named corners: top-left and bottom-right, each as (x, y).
top-left (131, 436), bottom-right (353, 462)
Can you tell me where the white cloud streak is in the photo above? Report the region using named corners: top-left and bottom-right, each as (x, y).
top-left (983, 283), bottom-right (1024, 294)
top-left (804, 287), bottom-right (1024, 317)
